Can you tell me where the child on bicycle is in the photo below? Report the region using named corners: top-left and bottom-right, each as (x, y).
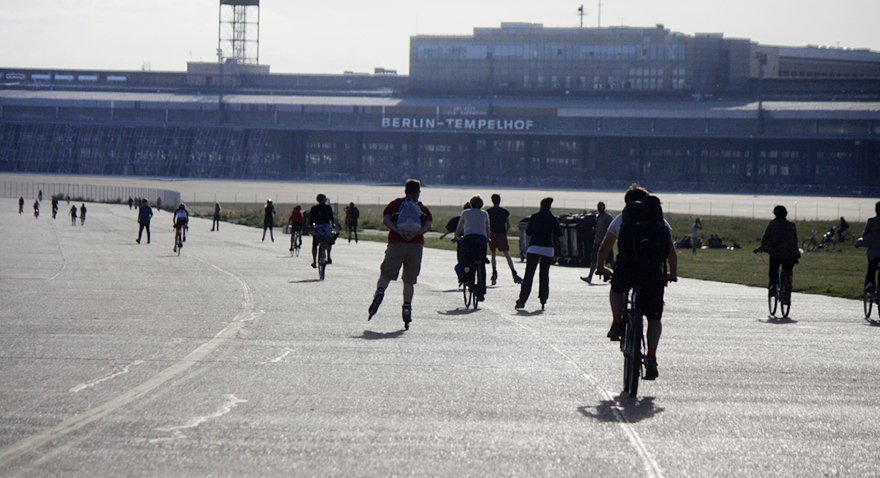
top-left (757, 205), bottom-right (799, 303)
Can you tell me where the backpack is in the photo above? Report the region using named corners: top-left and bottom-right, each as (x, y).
top-left (396, 199), bottom-right (423, 233)
top-left (617, 196), bottom-right (670, 276)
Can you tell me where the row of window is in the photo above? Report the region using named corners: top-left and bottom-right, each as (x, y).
top-left (415, 43), bottom-right (687, 61)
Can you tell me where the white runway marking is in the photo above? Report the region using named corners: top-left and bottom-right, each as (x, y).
top-left (257, 348), bottom-right (293, 365)
top-left (149, 395), bottom-right (247, 443)
top-left (0, 261), bottom-right (256, 466)
top-left (69, 361), bottom-right (144, 393)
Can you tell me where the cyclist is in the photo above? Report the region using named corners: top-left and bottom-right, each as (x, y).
top-left (33, 200), bottom-right (40, 219)
top-left (288, 205), bottom-right (305, 252)
top-left (455, 195), bottom-right (491, 302)
top-left (172, 203), bottom-right (189, 253)
top-left (835, 216), bottom-right (850, 242)
top-left (596, 184), bottom-right (677, 381)
top-left (309, 194), bottom-right (337, 268)
top-left (51, 196), bottom-right (59, 219)
top-left (859, 201), bottom-right (880, 294)
top-left (757, 205), bottom-right (799, 304)
top-left (486, 194), bottom-right (522, 286)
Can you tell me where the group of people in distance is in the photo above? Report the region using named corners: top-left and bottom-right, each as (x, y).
top-left (19, 194), bottom-right (87, 225)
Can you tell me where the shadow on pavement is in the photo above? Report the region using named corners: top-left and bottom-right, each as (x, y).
top-left (759, 317), bottom-right (798, 324)
top-left (354, 330), bottom-right (406, 340)
top-left (578, 394), bottom-right (664, 424)
top-left (290, 279), bottom-right (323, 283)
top-left (437, 308), bottom-right (479, 316)
top-left (515, 309), bottom-right (544, 317)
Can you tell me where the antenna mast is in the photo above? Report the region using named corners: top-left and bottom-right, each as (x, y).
top-left (218, 0), bottom-right (261, 64)
top-left (578, 5), bottom-right (584, 28)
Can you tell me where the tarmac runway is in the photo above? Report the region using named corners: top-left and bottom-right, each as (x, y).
top-left (2, 172), bottom-right (877, 221)
top-left (1, 199), bottom-right (879, 477)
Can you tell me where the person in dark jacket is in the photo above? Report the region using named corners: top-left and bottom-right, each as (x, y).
top-left (211, 202), bottom-right (222, 232)
top-left (262, 199), bottom-right (276, 242)
top-left (136, 199), bottom-right (153, 244)
top-left (758, 205), bottom-right (799, 302)
top-left (858, 201), bottom-right (880, 293)
top-left (515, 197), bottom-right (563, 310)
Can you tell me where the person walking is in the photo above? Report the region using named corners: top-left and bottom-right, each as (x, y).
top-left (345, 202), bottom-right (360, 243)
top-left (18, 196), bottom-right (24, 214)
top-left (487, 194), bottom-right (522, 286)
top-left (211, 202), bottom-right (221, 231)
top-left (33, 200), bottom-right (40, 219)
top-left (581, 201), bottom-right (614, 284)
top-left (136, 199), bottom-right (153, 244)
top-left (515, 197), bottom-right (563, 311)
top-left (79, 203), bottom-right (87, 226)
top-left (51, 196), bottom-right (59, 219)
top-left (128, 196), bottom-right (134, 210)
top-left (262, 199), bottom-right (276, 242)
top-left (367, 179), bottom-right (433, 330)
top-left (69, 204), bottom-right (77, 225)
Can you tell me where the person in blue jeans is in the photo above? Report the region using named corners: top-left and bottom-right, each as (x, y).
top-left (515, 197), bottom-right (562, 310)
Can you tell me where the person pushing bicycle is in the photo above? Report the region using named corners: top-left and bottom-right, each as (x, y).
top-left (173, 203), bottom-right (189, 253)
top-left (595, 184), bottom-right (677, 381)
top-left (755, 205), bottom-right (799, 305)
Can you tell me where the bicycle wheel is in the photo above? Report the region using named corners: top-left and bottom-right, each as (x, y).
top-left (780, 275), bottom-right (792, 318)
top-left (318, 244), bottom-right (326, 280)
top-left (293, 233), bottom-right (301, 257)
top-left (473, 263), bottom-right (486, 310)
top-left (176, 230), bottom-right (182, 256)
top-left (767, 289), bottom-right (778, 316)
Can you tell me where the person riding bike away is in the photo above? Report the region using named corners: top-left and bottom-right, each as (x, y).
top-left (288, 205), bottom-right (305, 252)
top-left (173, 204), bottom-right (190, 253)
top-left (455, 195), bottom-right (491, 301)
top-left (858, 201), bottom-right (880, 294)
top-left (757, 205), bottom-right (799, 304)
top-left (309, 194), bottom-right (337, 268)
top-left (595, 184), bottom-right (677, 381)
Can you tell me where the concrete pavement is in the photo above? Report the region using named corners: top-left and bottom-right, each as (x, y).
top-left (1, 199), bottom-right (879, 477)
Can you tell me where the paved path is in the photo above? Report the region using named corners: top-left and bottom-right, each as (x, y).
top-left (2, 172), bottom-right (877, 221)
top-left (1, 199), bottom-right (878, 477)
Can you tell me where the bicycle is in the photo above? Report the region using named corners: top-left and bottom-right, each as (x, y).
top-left (856, 239), bottom-right (879, 321)
top-left (754, 247), bottom-right (792, 318)
top-left (456, 237), bottom-right (487, 310)
top-left (314, 231), bottom-right (336, 280)
top-left (621, 285), bottom-right (645, 397)
top-left (174, 225), bottom-right (185, 256)
top-left (801, 230), bottom-right (833, 253)
top-left (289, 226), bottom-right (303, 257)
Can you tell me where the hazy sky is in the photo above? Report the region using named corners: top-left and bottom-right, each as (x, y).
top-left (1, 0), bottom-right (878, 74)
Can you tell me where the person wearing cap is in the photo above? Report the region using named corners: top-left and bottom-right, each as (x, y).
top-left (262, 198), bottom-right (276, 242)
top-left (309, 194), bottom-right (337, 267)
top-left (367, 179), bottom-right (432, 330)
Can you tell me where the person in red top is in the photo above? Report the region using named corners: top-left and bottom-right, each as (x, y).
top-left (367, 179), bottom-right (433, 330)
top-left (288, 205), bottom-right (305, 252)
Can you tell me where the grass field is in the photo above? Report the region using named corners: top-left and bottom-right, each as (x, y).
top-left (189, 201), bottom-right (871, 301)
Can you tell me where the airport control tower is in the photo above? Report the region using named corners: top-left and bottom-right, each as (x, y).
top-left (218, 0), bottom-right (260, 65)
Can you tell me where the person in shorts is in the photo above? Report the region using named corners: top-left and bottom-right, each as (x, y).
top-left (367, 179), bottom-right (432, 330)
top-left (487, 194), bottom-right (522, 285)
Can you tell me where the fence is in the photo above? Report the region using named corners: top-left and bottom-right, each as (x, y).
top-left (0, 181), bottom-right (180, 209)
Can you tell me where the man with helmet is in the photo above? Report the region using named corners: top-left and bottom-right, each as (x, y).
top-left (309, 194), bottom-right (337, 268)
top-left (173, 203), bottom-right (189, 253)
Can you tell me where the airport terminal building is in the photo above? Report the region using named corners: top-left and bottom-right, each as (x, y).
top-left (1, 24), bottom-right (879, 195)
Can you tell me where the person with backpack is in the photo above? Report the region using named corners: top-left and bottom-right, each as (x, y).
top-left (367, 179), bottom-right (433, 330)
top-left (515, 197), bottom-right (563, 311)
top-left (595, 184), bottom-right (677, 381)
top-left (755, 205), bottom-right (800, 303)
top-left (345, 202), bottom-right (360, 244)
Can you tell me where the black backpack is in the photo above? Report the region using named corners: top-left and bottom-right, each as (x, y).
top-left (617, 196), bottom-right (670, 276)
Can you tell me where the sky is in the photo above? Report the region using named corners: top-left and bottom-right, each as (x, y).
top-left (1, 0), bottom-right (879, 75)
